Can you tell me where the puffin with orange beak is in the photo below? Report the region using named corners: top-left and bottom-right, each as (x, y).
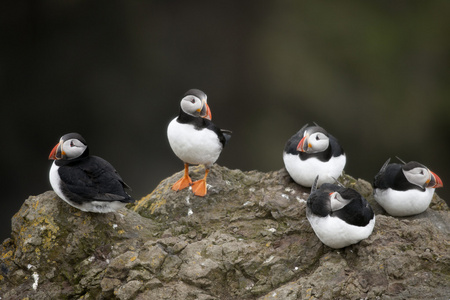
top-left (283, 124), bottom-right (346, 187)
top-left (167, 89), bottom-right (231, 196)
top-left (373, 158), bottom-right (443, 216)
top-left (48, 133), bottom-right (133, 212)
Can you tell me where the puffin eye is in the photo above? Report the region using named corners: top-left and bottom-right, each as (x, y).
top-left (70, 141), bottom-right (74, 147)
top-left (316, 135), bottom-right (320, 140)
top-left (191, 98), bottom-right (196, 104)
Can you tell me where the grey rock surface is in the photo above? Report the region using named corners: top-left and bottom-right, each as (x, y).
top-left (0, 165), bottom-right (449, 299)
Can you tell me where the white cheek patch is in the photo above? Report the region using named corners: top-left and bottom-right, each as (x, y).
top-left (181, 97), bottom-right (202, 116)
top-left (329, 193), bottom-right (351, 211)
top-left (61, 139), bottom-right (86, 159)
top-left (307, 133), bottom-right (329, 153)
top-left (402, 167), bottom-right (429, 188)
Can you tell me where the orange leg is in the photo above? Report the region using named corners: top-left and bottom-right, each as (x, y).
top-left (191, 168), bottom-right (210, 197)
top-left (172, 163), bottom-right (192, 191)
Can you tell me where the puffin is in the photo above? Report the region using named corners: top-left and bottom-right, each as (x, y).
top-left (283, 123), bottom-right (346, 187)
top-left (306, 177), bottom-right (376, 249)
top-left (373, 158), bottom-right (443, 217)
top-left (48, 133), bottom-right (134, 213)
top-left (167, 89), bottom-right (231, 197)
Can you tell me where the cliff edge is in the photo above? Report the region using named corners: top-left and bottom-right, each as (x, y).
top-left (0, 165), bottom-right (448, 299)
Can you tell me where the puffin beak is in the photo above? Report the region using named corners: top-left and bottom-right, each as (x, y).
top-left (49, 142), bottom-right (60, 160)
top-left (427, 171), bottom-right (443, 188)
top-left (297, 134), bottom-right (310, 152)
top-left (199, 100), bottom-right (212, 120)
top-left (49, 140), bottom-right (65, 160)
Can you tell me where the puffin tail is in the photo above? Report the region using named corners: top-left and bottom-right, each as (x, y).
top-left (380, 157), bottom-right (392, 172)
top-left (395, 156), bottom-right (406, 165)
top-left (221, 129), bottom-right (232, 145)
top-left (311, 175), bottom-right (320, 194)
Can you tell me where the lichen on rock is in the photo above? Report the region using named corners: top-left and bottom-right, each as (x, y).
top-left (0, 165), bottom-right (449, 299)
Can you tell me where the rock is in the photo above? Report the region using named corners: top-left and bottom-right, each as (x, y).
top-left (0, 165), bottom-right (449, 299)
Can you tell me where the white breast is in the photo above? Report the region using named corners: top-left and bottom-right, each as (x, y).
top-left (374, 188), bottom-right (434, 217)
top-left (307, 212), bottom-right (375, 249)
top-left (49, 162), bottom-right (66, 202)
top-left (167, 118), bottom-right (222, 167)
top-left (283, 153), bottom-right (346, 187)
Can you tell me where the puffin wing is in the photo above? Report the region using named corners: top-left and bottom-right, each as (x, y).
top-left (328, 134), bottom-right (345, 157)
top-left (58, 156), bottom-right (133, 202)
top-left (204, 119), bottom-right (231, 147)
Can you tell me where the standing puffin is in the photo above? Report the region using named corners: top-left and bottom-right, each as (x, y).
top-left (306, 177), bottom-right (375, 249)
top-left (167, 89), bottom-right (231, 197)
top-left (48, 133), bottom-right (133, 213)
top-left (373, 158), bottom-right (443, 217)
top-left (283, 124), bottom-right (346, 187)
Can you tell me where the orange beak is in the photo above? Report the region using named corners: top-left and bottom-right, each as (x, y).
top-left (49, 142), bottom-right (61, 160)
top-left (201, 102), bottom-right (212, 120)
top-left (297, 134), bottom-right (309, 152)
top-left (428, 171), bottom-right (443, 188)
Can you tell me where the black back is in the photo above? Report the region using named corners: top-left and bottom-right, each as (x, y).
top-left (284, 125), bottom-right (344, 162)
top-left (307, 183), bottom-right (374, 227)
top-left (332, 187), bottom-right (374, 226)
top-left (56, 156), bottom-right (133, 205)
top-left (177, 109), bottom-right (231, 147)
top-left (373, 161), bottom-right (425, 192)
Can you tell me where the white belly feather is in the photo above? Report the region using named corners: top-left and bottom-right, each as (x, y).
top-left (307, 212), bottom-right (375, 249)
top-left (374, 188), bottom-right (434, 217)
top-left (283, 153), bottom-right (346, 187)
top-left (167, 118), bottom-right (222, 167)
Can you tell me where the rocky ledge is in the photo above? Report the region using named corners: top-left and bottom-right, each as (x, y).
top-left (0, 165), bottom-right (449, 299)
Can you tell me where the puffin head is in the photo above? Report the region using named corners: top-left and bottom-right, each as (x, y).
top-left (309, 178), bottom-right (350, 215)
top-left (402, 161), bottom-right (443, 189)
top-left (49, 133), bottom-right (88, 161)
top-left (297, 126), bottom-right (330, 153)
top-left (180, 89), bottom-right (212, 120)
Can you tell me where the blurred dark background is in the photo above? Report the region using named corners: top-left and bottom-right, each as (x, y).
top-left (1, 1), bottom-right (449, 241)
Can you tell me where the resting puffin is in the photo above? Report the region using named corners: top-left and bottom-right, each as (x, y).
top-left (306, 177), bottom-right (375, 249)
top-left (167, 89), bottom-right (231, 197)
top-left (373, 158), bottom-right (443, 217)
top-left (48, 133), bottom-right (133, 213)
top-left (283, 124), bottom-right (346, 187)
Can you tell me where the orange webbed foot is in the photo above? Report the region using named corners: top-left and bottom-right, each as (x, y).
top-left (172, 163), bottom-right (192, 191)
top-left (191, 168), bottom-right (210, 197)
top-left (191, 179), bottom-right (207, 197)
top-left (172, 175), bottom-right (192, 191)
